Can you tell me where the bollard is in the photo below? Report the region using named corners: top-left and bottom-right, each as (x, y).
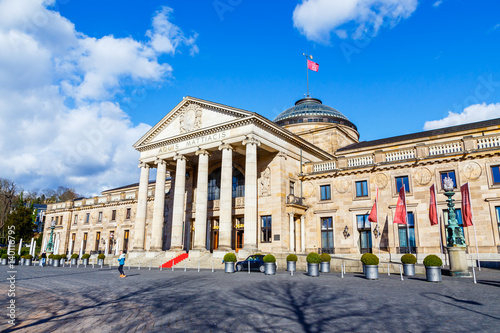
top-left (172, 259), bottom-right (175, 271)
top-left (472, 266), bottom-right (477, 284)
top-left (128, 261), bottom-right (131, 270)
top-left (138, 261), bottom-right (141, 270)
top-left (198, 260), bottom-right (200, 272)
top-left (248, 262), bottom-right (250, 274)
top-left (341, 262), bottom-right (344, 279)
top-left (400, 265), bottom-right (404, 281)
top-left (70, 262), bottom-right (72, 268)
top-left (388, 262), bottom-right (390, 276)
top-left (77, 263), bottom-right (79, 268)
top-left (149, 260), bottom-right (152, 271)
top-left (212, 260), bottom-right (214, 273)
top-left (160, 264), bottom-right (163, 271)
top-left (184, 260), bottom-right (187, 272)
top-left (109, 263), bottom-right (112, 270)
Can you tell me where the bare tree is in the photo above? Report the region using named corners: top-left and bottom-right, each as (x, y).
top-left (0, 178), bottom-right (18, 231)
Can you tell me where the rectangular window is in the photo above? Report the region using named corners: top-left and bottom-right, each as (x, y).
top-left (355, 180), bottom-right (368, 197)
top-left (74, 215), bottom-right (78, 225)
top-left (398, 212), bottom-right (416, 253)
top-left (111, 210), bottom-right (116, 221)
top-left (55, 216), bottom-right (59, 225)
top-left (356, 214), bottom-right (372, 254)
top-left (496, 207), bottom-right (500, 238)
top-left (85, 213), bottom-right (90, 224)
top-left (123, 230), bottom-right (130, 252)
top-left (82, 233), bottom-right (88, 254)
top-left (492, 166), bottom-right (500, 184)
top-left (60, 216), bottom-right (63, 225)
top-left (290, 181), bottom-right (295, 196)
top-left (321, 217), bottom-right (334, 254)
top-left (320, 185), bottom-right (331, 200)
top-left (126, 208), bottom-right (131, 220)
top-left (395, 176), bottom-right (410, 193)
top-left (98, 211), bottom-right (103, 223)
top-left (261, 216), bottom-right (272, 243)
top-left (440, 170), bottom-right (457, 189)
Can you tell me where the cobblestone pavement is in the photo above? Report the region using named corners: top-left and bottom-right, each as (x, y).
top-left (1, 265), bottom-right (499, 332)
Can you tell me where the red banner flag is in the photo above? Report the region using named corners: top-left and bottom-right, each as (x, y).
top-left (393, 185), bottom-right (407, 224)
top-left (368, 188), bottom-right (378, 223)
top-left (429, 184), bottom-right (438, 226)
top-left (307, 59), bottom-right (319, 72)
top-left (461, 183), bottom-right (473, 227)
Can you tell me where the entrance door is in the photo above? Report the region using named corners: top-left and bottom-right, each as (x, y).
top-left (235, 230), bottom-right (244, 252)
top-left (211, 219), bottom-right (219, 252)
top-left (123, 230), bottom-right (129, 253)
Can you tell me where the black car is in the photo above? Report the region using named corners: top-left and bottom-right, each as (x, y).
top-left (235, 255), bottom-right (268, 273)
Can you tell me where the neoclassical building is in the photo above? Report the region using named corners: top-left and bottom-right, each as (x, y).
top-left (44, 96), bottom-right (500, 263)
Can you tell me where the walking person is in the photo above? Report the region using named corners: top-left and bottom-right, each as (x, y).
top-left (118, 251), bottom-right (126, 278)
top-left (40, 252), bottom-right (46, 267)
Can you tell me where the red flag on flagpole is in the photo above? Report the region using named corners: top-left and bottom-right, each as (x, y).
top-left (429, 184), bottom-right (438, 226)
top-left (393, 185), bottom-right (407, 224)
top-left (461, 183), bottom-right (473, 227)
top-left (368, 188), bottom-right (378, 223)
top-left (307, 59), bottom-right (319, 72)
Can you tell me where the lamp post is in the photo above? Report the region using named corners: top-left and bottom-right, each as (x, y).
top-left (443, 177), bottom-right (470, 277)
top-left (45, 220), bottom-right (56, 255)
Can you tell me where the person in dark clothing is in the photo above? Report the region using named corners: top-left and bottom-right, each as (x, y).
top-left (40, 252), bottom-right (46, 267)
top-left (118, 250), bottom-right (126, 278)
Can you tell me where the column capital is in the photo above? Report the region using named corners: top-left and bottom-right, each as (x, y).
top-left (174, 154), bottom-right (186, 161)
top-left (155, 158), bottom-right (167, 166)
top-left (138, 161), bottom-right (151, 169)
top-left (218, 143), bottom-right (233, 151)
top-left (195, 149), bottom-right (211, 157)
top-left (277, 151), bottom-right (287, 159)
top-left (243, 135), bottom-right (261, 147)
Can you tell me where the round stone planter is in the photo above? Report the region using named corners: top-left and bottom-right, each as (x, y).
top-left (287, 261), bottom-right (296, 272)
top-left (82, 259), bottom-right (89, 266)
top-left (320, 261), bottom-right (330, 273)
top-left (60, 258), bottom-right (65, 266)
top-left (97, 259), bottom-right (104, 266)
top-left (25, 259), bottom-right (32, 266)
top-left (403, 264), bottom-right (415, 276)
top-left (264, 262), bottom-right (276, 275)
top-left (1, 258), bottom-right (8, 265)
top-left (365, 265), bottom-right (379, 280)
top-left (20, 258), bottom-right (25, 265)
top-left (53, 259), bottom-right (60, 267)
top-left (307, 263), bottom-right (320, 277)
top-left (71, 258), bottom-right (77, 265)
top-left (425, 266), bottom-right (442, 282)
top-left (225, 262), bottom-right (235, 273)
top-left (48, 259), bottom-right (53, 266)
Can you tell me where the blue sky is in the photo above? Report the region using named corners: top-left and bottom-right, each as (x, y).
top-left (1, 0), bottom-right (500, 195)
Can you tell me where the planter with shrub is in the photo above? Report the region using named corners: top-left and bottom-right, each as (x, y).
top-left (60, 254), bottom-right (67, 266)
top-left (320, 253), bottom-right (331, 273)
top-left (286, 254), bottom-right (298, 272)
top-left (423, 255), bottom-right (442, 282)
top-left (13, 254), bottom-right (20, 265)
top-left (1, 254), bottom-right (8, 265)
top-left (263, 254), bottom-right (276, 275)
top-left (223, 253), bottom-right (236, 273)
top-left (20, 255), bottom-right (26, 265)
top-left (25, 254), bottom-right (33, 266)
top-left (70, 254), bottom-right (78, 265)
top-left (81, 254), bottom-right (90, 266)
top-left (401, 253), bottom-right (417, 276)
top-left (48, 254), bottom-right (54, 266)
top-left (52, 255), bottom-right (61, 267)
top-left (306, 253), bottom-right (321, 277)
top-left (97, 253), bottom-right (106, 266)
top-left (361, 253), bottom-right (379, 280)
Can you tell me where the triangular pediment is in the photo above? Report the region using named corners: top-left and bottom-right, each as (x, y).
top-left (134, 96), bottom-right (253, 149)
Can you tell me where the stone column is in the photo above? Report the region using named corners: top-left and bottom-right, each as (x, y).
top-left (218, 143), bottom-right (233, 251)
top-left (150, 158), bottom-right (167, 251)
top-left (242, 136), bottom-right (260, 252)
top-left (300, 215), bottom-right (306, 253)
top-left (289, 212), bottom-right (295, 252)
top-left (193, 150), bottom-right (210, 251)
top-left (170, 155), bottom-right (186, 250)
top-left (132, 162), bottom-right (150, 251)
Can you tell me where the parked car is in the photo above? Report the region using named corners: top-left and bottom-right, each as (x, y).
top-left (235, 255), bottom-right (275, 273)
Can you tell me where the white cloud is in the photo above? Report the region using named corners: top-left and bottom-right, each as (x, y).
top-left (433, 1), bottom-right (443, 8)
top-left (423, 103), bottom-right (500, 130)
top-left (293, 0), bottom-right (418, 43)
top-left (0, 0), bottom-right (197, 196)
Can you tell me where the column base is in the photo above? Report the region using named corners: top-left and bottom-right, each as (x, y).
top-left (131, 248), bottom-right (145, 252)
top-left (148, 247), bottom-right (163, 252)
top-left (213, 249), bottom-right (230, 258)
top-left (189, 249), bottom-right (209, 258)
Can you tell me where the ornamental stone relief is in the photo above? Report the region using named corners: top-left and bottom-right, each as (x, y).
top-left (414, 168), bottom-right (433, 186)
top-left (462, 161), bottom-right (482, 180)
top-left (374, 173), bottom-right (388, 189)
top-left (179, 103), bottom-right (203, 133)
top-left (335, 177), bottom-right (350, 194)
top-left (303, 181), bottom-right (315, 197)
top-left (260, 167), bottom-right (271, 196)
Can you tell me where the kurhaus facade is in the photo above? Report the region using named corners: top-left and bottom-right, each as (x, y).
top-left (44, 96), bottom-right (500, 262)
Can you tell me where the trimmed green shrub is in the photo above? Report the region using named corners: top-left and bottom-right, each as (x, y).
top-left (52, 255), bottom-right (61, 260)
top-left (286, 254), bottom-right (298, 261)
top-left (71, 253), bottom-right (79, 259)
top-left (1, 254), bottom-right (8, 259)
top-left (60, 254), bottom-right (67, 259)
top-left (21, 247), bottom-right (30, 256)
top-left (320, 253), bottom-right (331, 262)
top-left (81, 254), bottom-right (90, 260)
top-left (223, 253), bottom-right (237, 262)
top-left (401, 253), bottom-right (417, 265)
top-left (423, 255), bottom-right (442, 267)
top-left (97, 254), bottom-right (106, 260)
top-left (14, 254), bottom-right (20, 260)
top-left (48, 254), bottom-right (54, 259)
top-left (25, 254), bottom-right (33, 260)
top-left (263, 254), bottom-right (276, 263)
top-left (21, 255), bottom-right (26, 259)
top-left (0, 249), bottom-right (6, 257)
top-left (306, 253), bottom-right (321, 264)
top-left (361, 253), bottom-right (379, 266)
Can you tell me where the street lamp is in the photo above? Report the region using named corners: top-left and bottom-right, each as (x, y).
top-left (45, 220), bottom-right (56, 254)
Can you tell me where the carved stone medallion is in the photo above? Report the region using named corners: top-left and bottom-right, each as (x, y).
top-left (374, 173), bottom-right (388, 189)
top-left (414, 168), bottom-right (432, 186)
top-left (303, 181), bottom-right (314, 197)
top-left (179, 104), bottom-right (202, 133)
top-left (335, 177), bottom-right (349, 194)
top-left (462, 161), bottom-right (482, 180)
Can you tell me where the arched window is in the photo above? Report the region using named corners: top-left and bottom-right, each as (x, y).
top-left (208, 167), bottom-right (245, 200)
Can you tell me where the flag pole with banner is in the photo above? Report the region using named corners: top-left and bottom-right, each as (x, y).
top-left (429, 184), bottom-right (445, 264)
top-left (393, 185), bottom-right (408, 252)
top-left (461, 182), bottom-right (480, 271)
top-left (368, 187), bottom-right (380, 254)
top-left (303, 53), bottom-right (318, 97)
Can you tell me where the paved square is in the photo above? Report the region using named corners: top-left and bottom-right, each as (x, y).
top-left (1, 265), bottom-right (499, 332)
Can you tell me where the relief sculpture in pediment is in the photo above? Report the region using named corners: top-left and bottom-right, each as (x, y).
top-left (180, 103), bottom-right (203, 133)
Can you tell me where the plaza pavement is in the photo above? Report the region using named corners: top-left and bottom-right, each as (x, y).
top-left (1, 264), bottom-right (499, 333)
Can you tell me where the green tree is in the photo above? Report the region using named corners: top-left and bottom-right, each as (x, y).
top-left (5, 203), bottom-right (35, 243)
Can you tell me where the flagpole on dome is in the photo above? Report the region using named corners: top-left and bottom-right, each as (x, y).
top-left (303, 52), bottom-right (312, 97)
